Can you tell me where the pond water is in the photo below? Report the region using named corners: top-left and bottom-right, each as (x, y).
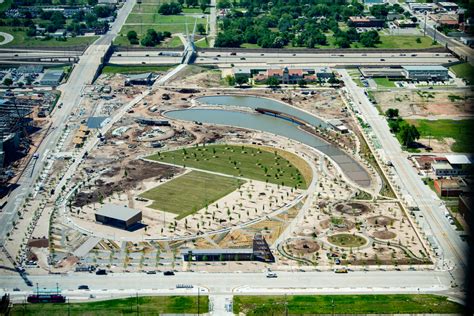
top-left (166, 107), bottom-right (371, 188)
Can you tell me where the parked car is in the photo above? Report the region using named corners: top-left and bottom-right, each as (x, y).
top-left (78, 285), bottom-right (90, 290)
top-left (266, 272), bottom-right (277, 278)
top-left (163, 271), bottom-right (175, 276)
top-left (95, 269), bottom-right (107, 275)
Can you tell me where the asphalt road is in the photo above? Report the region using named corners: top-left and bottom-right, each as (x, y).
top-left (339, 69), bottom-right (467, 284)
top-left (0, 270), bottom-right (452, 295)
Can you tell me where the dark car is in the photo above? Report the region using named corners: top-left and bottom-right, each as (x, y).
top-left (146, 271), bottom-right (157, 274)
top-left (163, 271), bottom-right (175, 276)
top-left (95, 269), bottom-right (107, 275)
top-left (78, 285), bottom-right (90, 290)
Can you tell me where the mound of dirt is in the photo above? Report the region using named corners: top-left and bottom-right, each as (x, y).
top-left (335, 202), bottom-right (370, 215)
top-left (288, 239), bottom-right (320, 254)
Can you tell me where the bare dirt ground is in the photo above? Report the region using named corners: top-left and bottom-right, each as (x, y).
top-left (371, 89), bottom-right (474, 118)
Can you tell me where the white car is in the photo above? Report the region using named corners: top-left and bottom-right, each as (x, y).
top-left (266, 272), bottom-right (277, 278)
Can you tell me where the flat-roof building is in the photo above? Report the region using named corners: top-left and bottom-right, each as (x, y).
top-left (432, 154), bottom-right (473, 176)
top-left (125, 72), bottom-right (155, 86)
top-left (40, 69), bottom-right (64, 86)
top-left (402, 65), bottom-right (449, 81)
top-left (437, 1), bottom-right (458, 11)
top-left (95, 204), bottom-right (142, 230)
top-left (359, 67), bottom-right (405, 78)
top-left (181, 234), bottom-right (274, 262)
top-left (408, 3), bottom-right (436, 12)
top-left (348, 16), bottom-right (385, 27)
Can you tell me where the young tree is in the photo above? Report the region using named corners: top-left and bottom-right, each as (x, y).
top-left (385, 108), bottom-right (399, 119)
top-left (399, 124), bottom-right (420, 147)
top-left (197, 23), bottom-right (206, 35)
top-left (235, 76), bottom-right (248, 86)
top-left (266, 76), bottom-right (280, 88)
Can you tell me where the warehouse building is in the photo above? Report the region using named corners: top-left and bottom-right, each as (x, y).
top-left (359, 67), bottom-right (405, 78)
top-left (125, 73), bottom-right (155, 86)
top-left (95, 204), bottom-right (142, 230)
top-left (402, 65), bottom-right (449, 81)
top-left (181, 234), bottom-right (275, 262)
top-left (40, 69), bottom-right (64, 86)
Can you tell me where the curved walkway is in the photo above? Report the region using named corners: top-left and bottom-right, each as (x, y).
top-left (0, 32), bottom-right (13, 46)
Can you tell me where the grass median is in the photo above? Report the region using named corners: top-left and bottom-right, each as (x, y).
top-left (233, 294), bottom-right (463, 315)
top-left (10, 295), bottom-right (209, 315)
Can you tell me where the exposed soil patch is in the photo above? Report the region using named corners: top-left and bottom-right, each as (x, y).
top-left (74, 160), bottom-right (180, 207)
top-left (373, 230), bottom-right (397, 240)
top-left (27, 238), bottom-right (49, 248)
top-left (287, 238), bottom-right (320, 254)
top-left (367, 215), bottom-right (395, 227)
top-left (335, 202), bottom-right (370, 215)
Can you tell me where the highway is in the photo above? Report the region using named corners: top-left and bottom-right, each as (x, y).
top-left (108, 51), bottom-right (456, 66)
top-left (0, 0), bottom-right (136, 246)
top-left (339, 69), bottom-right (467, 284)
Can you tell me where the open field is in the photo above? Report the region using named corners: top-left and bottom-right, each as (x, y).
top-left (101, 64), bottom-right (176, 74)
top-left (10, 296), bottom-right (209, 315)
top-left (0, 27), bottom-right (97, 48)
top-left (407, 119), bottom-right (474, 152)
top-left (233, 294), bottom-right (463, 315)
top-left (450, 63), bottom-right (474, 85)
top-left (147, 145), bottom-right (308, 188)
top-left (140, 171), bottom-right (244, 219)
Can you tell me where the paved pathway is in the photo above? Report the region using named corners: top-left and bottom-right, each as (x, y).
top-left (0, 32), bottom-right (13, 46)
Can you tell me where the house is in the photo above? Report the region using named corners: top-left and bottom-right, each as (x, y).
top-left (434, 14), bottom-right (459, 28)
top-left (125, 72), bottom-right (155, 86)
top-left (51, 29), bottom-right (66, 38)
top-left (98, 0), bottom-right (118, 3)
top-left (348, 16), bottom-right (385, 28)
top-left (402, 65), bottom-right (449, 81)
top-left (39, 69), bottom-right (64, 86)
top-left (95, 204), bottom-right (142, 230)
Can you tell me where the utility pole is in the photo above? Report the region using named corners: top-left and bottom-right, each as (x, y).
top-left (136, 293), bottom-right (139, 315)
top-left (197, 287), bottom-right (200, 315)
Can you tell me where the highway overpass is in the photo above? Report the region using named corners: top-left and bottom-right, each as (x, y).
top-left (108, 51), bottom-right (457, 67)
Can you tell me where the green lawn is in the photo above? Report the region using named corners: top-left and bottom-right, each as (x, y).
top-left (327, 233), bottom-right (367, 247)
top-left (10, 296), bottom-right (209, 315)
top-left (195, 37), bottom-right (210, 48)
top-left (146, 144), bottom-right (307, 189)
top-left (0, 0), bottom-right (12, 12)
top-left (233, 294), bottom-right (463, 315)
top-left (374, 77), bottom-right (396, 88)
top-left (101, 64), bottom-right (176, 74)
top-left (450, 63), bottom-right (474, 85)
top-left (0, 27), bottom-right (97, 48)
top-left (407, 119), bottom-right (474, 152)
top-left (140, 171), bottom-right (244, 219)
top-left (160, 36), bottom-right (184, 48)
top-left (373, 35), bottom-right (438, 49)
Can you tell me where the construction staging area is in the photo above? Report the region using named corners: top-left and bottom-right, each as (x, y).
top-left (0, 66), bottom-right (436, 276)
